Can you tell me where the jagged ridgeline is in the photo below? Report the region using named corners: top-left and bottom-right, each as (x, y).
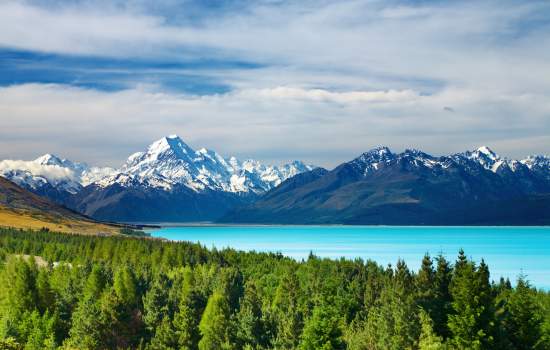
top-left (1, 138), bottom-right (549, 224)
top-left (222, 146), bottom-right (550, 224)
top-left (0, 135), bottom-right (314, 222)
top-left (0, 228), bottom-right (548, 349)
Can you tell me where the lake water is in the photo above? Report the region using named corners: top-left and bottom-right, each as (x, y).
top-left (149, 225), bottom-right (550, 289)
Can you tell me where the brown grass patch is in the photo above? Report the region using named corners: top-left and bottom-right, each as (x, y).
top-left (0, 206), bottom-right (120, 235)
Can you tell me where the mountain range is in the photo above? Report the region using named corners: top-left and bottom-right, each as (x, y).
top-left (0, 135), bottom-right (314, 222)
top-left (0, 137), bottom-right (548, 224)
top-left (222, 146), bottom-right (550, 225)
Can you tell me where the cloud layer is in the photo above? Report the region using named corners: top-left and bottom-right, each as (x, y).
top-left (0, 0), bottom-right (549, 167)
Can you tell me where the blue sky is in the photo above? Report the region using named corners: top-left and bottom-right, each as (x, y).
top-left (0, 0), bottom-right (549, 167)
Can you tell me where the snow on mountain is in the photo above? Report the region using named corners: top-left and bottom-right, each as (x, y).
top-left (349, 145), bottom-right (549, 177)
top-left (0, 154), bottom-right (115, 194)
top-left (350, 146), bottom-right (395, 174)
top-left (521, 155), bottom-right (550, 170)
top-left (2, 139), bottom-right (546, 199)
top-left (98, 135), bottom-right (316, 194)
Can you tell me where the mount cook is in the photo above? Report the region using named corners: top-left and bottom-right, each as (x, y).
top-left (0, 135), bottom-right (314, 222)
top-left (1, 136), bottom-right (549, 224)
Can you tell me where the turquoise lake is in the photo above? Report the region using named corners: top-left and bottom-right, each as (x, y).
top-left (149, 225), bottom-right (550, 289)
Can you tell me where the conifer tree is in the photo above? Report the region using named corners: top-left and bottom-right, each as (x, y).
top-left (364, 261), bottom-right (419, 349)
top-left (65, 297), bottom-right (103, 350)
top-left (198, 292), bottom-right (233, 350)
top-left (143, 275), bottom-right (169, 335)
top-left (418, 308), bottom-right (445, 350)
top-left (83, 265), bottom-right (107, 300)
top-left (0, 257), bottom-right (37, 341)
top-left (417, 254), bottom-right (436, 311)
top-left (173, 267), bottom-right (202, 350)
top-left (433, 254), bottom-right (452, 338)
top-left (448, 251), bottom-right (494, 349)
top-left (114, 266), bottom-right (139, 308)
top-left (505, 276), bottom-right (544, 349)
top-left (272, 268), bottom-right (303, 349)
top-left (35, 269), bottom-right (55, 314)
top-left (235, 281), bottom-right (266, 349)
top-left (21, 310), bottom-right (58, 350)
top-left (298, 305), bottom-right (345, 350)
top-left (147, 316), bottom-right (178, 350)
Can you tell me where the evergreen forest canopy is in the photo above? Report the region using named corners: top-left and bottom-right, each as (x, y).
top-left (0, 227), bottom-right (548, 350)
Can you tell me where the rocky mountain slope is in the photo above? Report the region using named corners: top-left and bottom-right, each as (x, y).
top-left (221, 146), bottom-right (550, 225)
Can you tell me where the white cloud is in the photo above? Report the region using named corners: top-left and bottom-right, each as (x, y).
top-left (0, 159), bottom-right (77, 182)
top-left (237, 87), bottom-right (419, 104)
top-left (0, 83), bottom-right (548, 168)
top-left (0, 1), bottom-right (549, 166)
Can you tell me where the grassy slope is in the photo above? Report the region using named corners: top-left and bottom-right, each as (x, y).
top-left (0, 206), bottom-right (121, 234)
top-left (0, 177), bottom-right (122, 235)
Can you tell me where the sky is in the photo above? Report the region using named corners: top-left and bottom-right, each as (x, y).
top-left (0, 0), bottom-right (549, 168)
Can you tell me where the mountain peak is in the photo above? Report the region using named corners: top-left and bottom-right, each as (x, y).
top-left (147, 135), bottom-right (195, 158)
top-left (357, 146), bottom-right (393, 161)
top-left (475, 146), bottom-right (499, 160)
top-left (369, 146), bottom-right (392, 155)
top-left (34, 154), bottom-right (63, 166)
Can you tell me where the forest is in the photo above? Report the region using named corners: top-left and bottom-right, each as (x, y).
top-left (0, 227), bottom-right (548, 350)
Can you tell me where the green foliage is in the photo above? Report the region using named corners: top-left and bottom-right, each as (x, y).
top-left (298, 305), bottom-right (344, 350)
top-left (234, 281), bottom-right (266, 349)
top-left (0, 228), bottom-right (548, 349)
top-left (64, 297), bottom-right (102, 350)
top-left (418, 308), bottom-right (445, 350)
top-left (363, 262), bottom-right (420, 350)
top-left (114, 266), bottom-right (139, 307)
top-left (447, 252), bottom-right (494, 349)
top-left (504, 276), bottom-right (544, 349)
top-left (119, 227), bottom-right (149, 237)
top-left (173, 267), bottom-right (203, 350)
top-left (198, 292), bottom-right (232, 350)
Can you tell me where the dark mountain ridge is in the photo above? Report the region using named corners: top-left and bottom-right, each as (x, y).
top-left (220, 147), bottom-right (550, 225)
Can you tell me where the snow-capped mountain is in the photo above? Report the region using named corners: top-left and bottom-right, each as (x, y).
top-left (96, 135), bottom-right (315, 194)
top-left (222, 146), bottom-right (550, 225)
top-left (0, 135), bottom-right (315, 221)
top-left (2, 141), bottom-right (548, 224)
top-left (0, 154), bottom-right (115, 202)
top-left (347, 145), bottom-right (549, 179)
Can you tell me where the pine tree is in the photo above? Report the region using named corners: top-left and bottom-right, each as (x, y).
top-left (0, 257), bottom-right (37, 341)
top-left (272, 269), bottom-right (303, 349)
top-left (173, 267), bottom-right (202, 350)
top-left (298, 305), bottom-right (345, 350)
top-left (418, 308), bottom-right (445, 350)
top-left (475, 259), bottom-right (495, 348)
top-left (433, 254), bottom-right (452, 338)
top-left (198, 292), bottom-right (233, 350)
top-left (448, 252), bottom-right (494, 349)
top-left (83, 265), bottom-right (106, 300)
top-left (65, 297), bottom-right (103, 350)
top-left (99, 287), bottom-right (129, 349)
top-left (114, 266), bottom-right (139, 308)
top-left (21, 310), bottom-right (58, 350)
top-left (364, 262), bottom-right (419, 350)
top-left (142, 276), bottom-right (169, 335)
top-left (235, 281), bottom-right (266, 349)
top-left (417, 254), bottom-right (435, 311)
top-left (147, 316), bottom-right (178, 350)
top-left (505, 276), bottom-right (544, 349)
top-left (35, 269), bottom-right (55, 314)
